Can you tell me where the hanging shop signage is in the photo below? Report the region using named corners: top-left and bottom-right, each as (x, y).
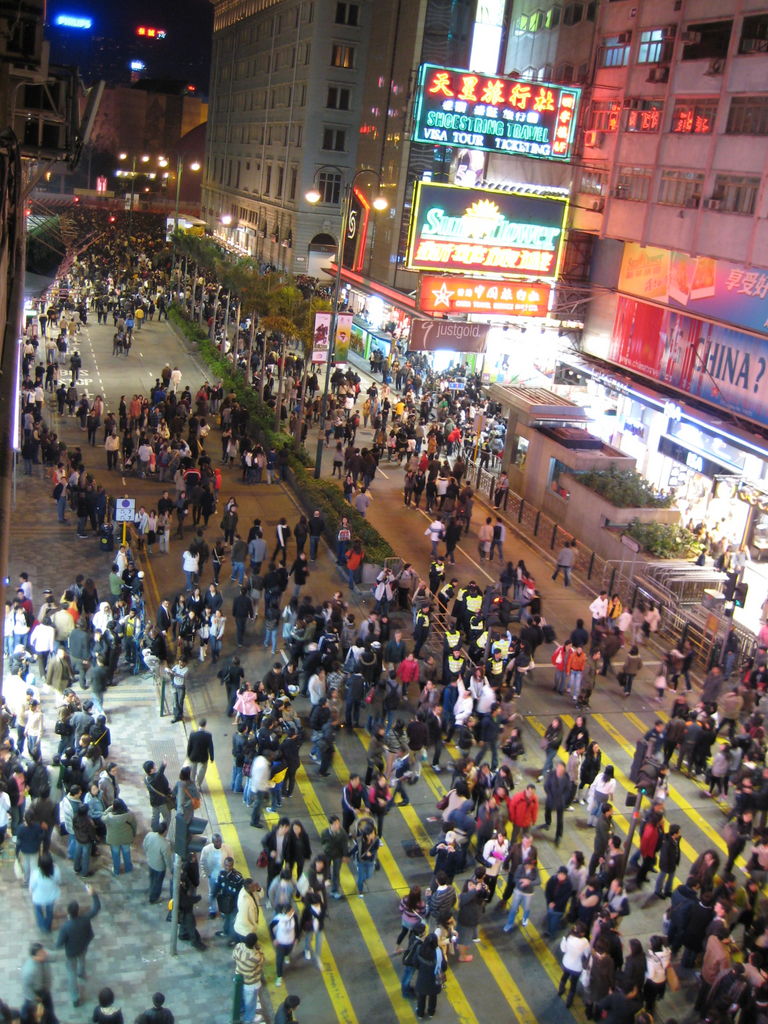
top-left (412, 63), bottom-right (581, 161)
top-left (618, 242), bottom-right (768, 340)
top-left (604, 295), bottom-right (768, 430)
top-left (312, 312), bottom-right (353, 363)
top-left (658, 436), bottom-right (731, 478)
top-left (406, 182), bottom-right (568, 279)
top-left (341, 188), bottom-right (370, 272)
top-left (410, 320), bottom-right (489, 352)
top-left (418, 274), bottom-right (551, 316)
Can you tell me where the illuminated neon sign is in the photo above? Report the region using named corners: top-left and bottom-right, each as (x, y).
top-left (419, 275), bottom-right (551, 316)
top-left (130, 60), bottom-right (146, 71)
top-left (54, 13), bottom-right (93, 29)
top-left (137, 26), bottom-right (167, 39)
top-left (412, 63), bottom-right (581, 162)
top-left (406, 182), bottom-right (569, 280)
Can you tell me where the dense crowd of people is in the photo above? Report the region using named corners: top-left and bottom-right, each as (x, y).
top-left (6, 212), bottom-right (768, 1024)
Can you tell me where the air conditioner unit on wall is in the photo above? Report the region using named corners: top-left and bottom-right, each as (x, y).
top-left (584, 130), bottom-right (604, 147)
top-left (680, 30), bottom-right (701, 43)
top-left (592, 198), bottom-right (605, 212)
top-left (741, 38), bottom-right (767, 53)
top-left (617, 31), bottom-right (631, 43)
top-left (705, 58), bottom-right (725, 74)
top-left (647, 66), bottom-right (670, 82)
top-left (705, 198), bottom-right (722, 210)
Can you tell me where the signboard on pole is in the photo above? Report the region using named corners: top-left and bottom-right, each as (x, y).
top-left (312, 312), bottom-right (331, 363)
top-left (412, 63), bottom-right (581, 162)
top-left (312, 312), bottom-right (354, 363)
top-left (114, 497), bottom-right (136, 522)
top-left (419, 275), bottom-right (551, 316)
top-left (410, 320), bottom-right (489, 352)
top-left (406, 181), bottom-right (568, 280)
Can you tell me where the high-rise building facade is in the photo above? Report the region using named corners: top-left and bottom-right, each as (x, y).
top-left (202, 0), bottom-right (370, 271)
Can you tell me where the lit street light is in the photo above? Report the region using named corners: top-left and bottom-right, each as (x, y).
top-left (306, 166), bottom-right (387, 478)
top-left (118, 151), bottom-right (151, 236)
top-left (173, 157), bottom-right (202, 233)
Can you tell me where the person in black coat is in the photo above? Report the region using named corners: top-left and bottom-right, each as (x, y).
top-left (655, 824), bottom-right (681, 898)
top-left (284, 820), bottom-right (311, 880)
top-left (543, 763), bottom-right (571, 846)
top-left (414, 932), bottom-right (444, 1019)
top-left (231, 587), bottom-right (254, 647)
top-left (681, 890), bottom-right (714, 968)
top-left (55, 887), bottom-right (101, 1006)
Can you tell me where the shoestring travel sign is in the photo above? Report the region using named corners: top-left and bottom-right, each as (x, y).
top-left (412, 63), bottom-right (581, 161)
top-left (405, 181), bottom-right (569, 280)
top-left (418, 275), bottom-right (551, 317)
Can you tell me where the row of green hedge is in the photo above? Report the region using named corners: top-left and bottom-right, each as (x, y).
top-left (169, 306), bottom-right (396, 564)
top-left (577, 466), bottom-right (674, 509)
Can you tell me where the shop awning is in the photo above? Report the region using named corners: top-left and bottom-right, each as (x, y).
top-left (327, 264), bottom-right (429, 320)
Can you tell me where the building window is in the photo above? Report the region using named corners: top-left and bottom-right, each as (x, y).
top-left (585, 1), bottom-right (596, 20)
top-left (658, 169), bottom-right (705, 206)
top-left (289, 166), bottom-right (297, 200)
top-left (326, 86), bottom-right (351, 110)
top-left (277, 167), bottom-right (284, 198)
top-left (556, 62), bottom-right (574, 82)
top-left (671, 98), bottom-right (718, 134)
top-left (625, 98), bottom-right (664, 132)
top-left (681, 20), bottom-right (732, 60)
top-left (318, 171), bottom-right (341, 204)
top-left (579, 169), bottom-right (608, 195)
top-left (739, 14), bottom-right (768, 53)
top-left (322, 128), bottom-right (346, 151)
top-left (727, 95), bottom-right (768, 135)
top-left (545, 6), bottom-right (561, 28)
top-left (293, 125), bottom-right (303, 147)
top-left (331, 44), bottom-right (354, 67)
top-left (712, 174), bottom-right (760, 214)
top-left (563, 3), bottom-right (583, 26)
top-left (515, 13), bottom-right (529, 33)
top-left (528, 10), bottom-right (542, 31)
top-left (589, 100), bottom-right (621, 131)
top-left (615, 166), bottom-right (653, 201)
top-left (637, 27), bottom-right (672, 63)
top-left (335, 2), bottom-right (359, 25)
top-left (264, 164), bottom-right (272, 196)
top-left (598, 33), bottom-right (631, 67)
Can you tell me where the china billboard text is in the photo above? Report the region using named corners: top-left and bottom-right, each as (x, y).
top-left (610, 295), bottom-right (768, 430)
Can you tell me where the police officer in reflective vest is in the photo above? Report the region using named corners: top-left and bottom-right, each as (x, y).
top-left (428, 558), bottom-right (445, 595)
top-left (413, 605), bottom-right (431, 658)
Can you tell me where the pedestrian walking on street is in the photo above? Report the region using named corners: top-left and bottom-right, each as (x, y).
top-left (55, 885), bottom-right (101, 1007)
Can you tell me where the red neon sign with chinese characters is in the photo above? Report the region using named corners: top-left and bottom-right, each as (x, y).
top-left (136, 26), bottom-right (167, 39)
top-left (419, 275), bottom-right (551, 316)
top-left (672, 107), bottom-right (712, 134)
top-left (412, 63), bottom-right (581, 162)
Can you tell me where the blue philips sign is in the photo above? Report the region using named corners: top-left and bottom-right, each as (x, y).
top-left (54, 13), bottom-right (93, 29)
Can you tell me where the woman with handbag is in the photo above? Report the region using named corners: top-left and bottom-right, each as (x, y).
top-left (644, 934), bottom-right (672, 1013)
top-left (175, 766), bottom-right (201, 824)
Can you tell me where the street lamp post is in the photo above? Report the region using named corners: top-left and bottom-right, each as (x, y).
top-left (119, 152), bottom-right (150, 238)
top-left (173, 157), bottom-right (201, 234)
top-left (306, 166), bottom-right (387, 478)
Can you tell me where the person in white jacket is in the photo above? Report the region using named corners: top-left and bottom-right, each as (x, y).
top-left (201, 834), bottom-right (234, 918)
top-left (559, 922), bottom-right (590, 1007)
top-left (644, 934), bottom-right (672, 1014)
top-left (481, 831), bottom-right (510, 901)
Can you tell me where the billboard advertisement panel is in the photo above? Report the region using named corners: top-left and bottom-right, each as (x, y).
top-left (405, 182), bottom-right (568, 280)
top-left (412, 63), bottom-right (581, 161)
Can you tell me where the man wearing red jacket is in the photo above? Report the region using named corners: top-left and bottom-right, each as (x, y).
top-left (508, 784), bottom-right (539, 842)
